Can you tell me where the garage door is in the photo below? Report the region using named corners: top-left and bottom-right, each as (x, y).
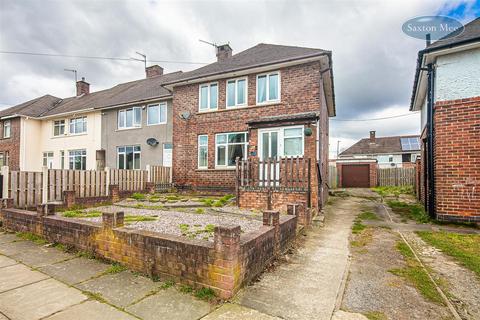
top-left (342, 164), bottom-right (370, 188)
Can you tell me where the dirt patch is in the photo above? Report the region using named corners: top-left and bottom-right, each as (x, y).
top-left (404, 231), bottom-right (480, 320)
top-left (341, 227), bottom-right (452, 319)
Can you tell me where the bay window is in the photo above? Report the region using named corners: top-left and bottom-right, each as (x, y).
top-left (215, 132), bottom-right (248, 167)
top-left (117, 145), bottom-right (141, 169)
top-left (257, 72), bottom-right (280, 104)
top-left (69, 117), bottom-right (87, 134)
top-left (198, 135), bottom-right (208, 168)
top-left (69, 149), bottom-right (87, 170)
top-left (118, 107), bottom-right (141, 129)
top-left (226, 78), bottom-right (247, 107)
top-left (199, 83), bottom-right (218, 111)
top-left (147, 103), bottom-right (167, 125)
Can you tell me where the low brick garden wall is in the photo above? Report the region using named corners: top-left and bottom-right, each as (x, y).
top-left (0, 202), bottom-right (298, 299)
top-left (238, 188), bottom-right (309, 212)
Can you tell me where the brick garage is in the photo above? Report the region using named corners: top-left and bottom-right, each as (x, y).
top-left (0, 117), bottom-right (20, 171)
top-left (336, 160), bottom-right (377, 188)
top-left (1, 204), bottom-right (298, 299)
top-left (431, 96), bottom-right (480, 222)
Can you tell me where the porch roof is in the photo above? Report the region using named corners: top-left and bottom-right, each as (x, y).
top-left (247, 111), bottom-right (319, 127)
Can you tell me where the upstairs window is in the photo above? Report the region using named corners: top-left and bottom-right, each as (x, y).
top-left (226, 78), bottom-right (247, 107)
top-left (53, 120), bottom-right (65, 136)
top-left (3, 120), bottom-right (11, 138)
top-left (118, 107), bottom-right (141, 129)
top-left (257, 72), bottom-right (280, 104)
top-left (147, 103), bottom-right (167, 125)
top-left (69, 117), bottom-right (87, 134)
top-left (199, 83), bottom-right (218, 111)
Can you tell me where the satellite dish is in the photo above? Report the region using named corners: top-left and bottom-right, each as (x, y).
top-left (146, 138), bottom-right (159, 146)
top-left (180, 111), bottom-right (191, 120)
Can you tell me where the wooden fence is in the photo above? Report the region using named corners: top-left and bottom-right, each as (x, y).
top-left (328, 165), bottom-right (338, 188)
top-left (1, 165), bottom-right (171, 209)
top-left (377, 167), bottom-right (416, 187)
top-left (147, 165), bottom-right (172, 189)
top-left (236, 157), bottom-right (311, 190)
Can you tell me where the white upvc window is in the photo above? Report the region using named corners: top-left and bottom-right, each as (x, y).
top-left (118, 107), bottom-right (142, 129)
top-left (69, 149), bottom-right (87, 170)
top-left (43, 152), bottom-right (54, 169)
top-left (69, 117), bottom-right (87, 134)
top-left (3, 120), bottom-right (11, 138)
top-left (147, 102), bottom-right (167, 125)
top-left (199, 82), bottom-right (218, 111)
top-left (256, 71), bottom-right (280, 104)
top-left (60, 150), bottom-right (65, 169)
top-left (53, 120), bottom-right (65, 136)
top-left (283, 127), bottom-right (304, 157)
top-left (215, 132), bottom-right (248, 168)
top-left (117, 145), bottom-right (141, 170)
top-left (226, 77), bottom-right (247, 108)
top-left (198, 135), bottom-right (208, 169)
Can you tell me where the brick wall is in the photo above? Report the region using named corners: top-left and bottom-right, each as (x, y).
top-left (1, 206), bottom-right (298, 299)
top-left (0, 117), bottom-right (21, 170)
top-left (433, 96), bottom-right (480, 222)
top-left (238, 189), bottom-right (308, 213)
top-left (172, 61), bottom-right (328, 195)
top-left (336, 162), bottom-right (377, 188)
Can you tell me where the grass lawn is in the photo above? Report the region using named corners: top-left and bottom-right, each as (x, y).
top-left (372, 186), bottom-right (413, 197)
top-left (416, 231), bottom-right (480, 278)
top-left (386, 200), bottom-right (430, 223)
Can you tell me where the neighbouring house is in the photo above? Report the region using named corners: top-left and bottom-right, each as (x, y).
top-left (410, 17), bottom-right (480, 222)
top-left (164, 43), bottom-right (335, 212)
top-left (339, 131), bottom-right (421, 168)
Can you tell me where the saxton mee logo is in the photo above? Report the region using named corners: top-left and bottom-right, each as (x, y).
top-left (402, 16), bottom-right (464, 40)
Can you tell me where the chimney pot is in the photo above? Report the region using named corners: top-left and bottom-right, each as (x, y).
top-left (76, 78), bottom-right (89, 96)
top-left (145, 65), bottom-right (163, 78)
top-left (216, 44), bottom-right (232, 62)
top-left (369, 131), bottom-right (376, 143)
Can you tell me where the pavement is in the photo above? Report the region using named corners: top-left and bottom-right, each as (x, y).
top-left (0, 190), bottom-right (365, 320)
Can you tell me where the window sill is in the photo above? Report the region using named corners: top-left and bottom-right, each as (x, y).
top-left (116, 127), bottom-right (142, 132)
top-left (196, 102), bottom-right (284, 115)
top-left (146, 122), bottom-right (167, 127)
top-left (65, 133), bottom-right (88, 137)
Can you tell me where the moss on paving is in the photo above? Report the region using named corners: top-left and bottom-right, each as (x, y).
top-left (16, 232), bottom-right (47, 245)
top-left (389, 241), bottom-right (444, 305)
top-left (124, 215), bottom-right (157, 223)
top-left (416, 231), bottom-right (480, 277)
top-left (364, 311), bottom-right (388, 320)
top-left (386, 200), bottom-right (430, 223)
top-left (372, 186), bottom-right (414, 197)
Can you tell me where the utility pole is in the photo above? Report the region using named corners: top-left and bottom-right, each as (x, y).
top-left (336, 140), bottom-right (341, 159)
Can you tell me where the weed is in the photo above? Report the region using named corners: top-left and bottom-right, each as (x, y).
top-left (201, 198), bottom-right (215, 207)
top-left (179, 224), bottom-right (190, 234)
top-left (77, 251), bottom-right (95, 259)
top-left (166, 195), bottom-right (181, 201)
top-left (104, 263), bottom-right (127, 274)
top-left (16, 232), bottom-right (47, 245)
top-left (204, 224), bottom-right (215, 233)
top-left (131, 193), bottom-right (146, 201)
top-left (83, 291), bottom-right (107, 303)
top-left (161, 280), bottom-right (175, 289)
top-left (357, 211), bottom-right (380, 221)
top-left (195, 208), bottom-right (205, 214)
top-left (386, 200), bottom-right (430, 223)
top-left (149, 197), bottom-right (161, 203)
top-left (352, 220), bottom-right (367, 234)
top-left (364, 311), bottom-right (388, 320)
top-left (179, 285), bottom-right (193, 294)
top-left (372, 186), bottom-right (413, 197)
top-left (194, 287), bottom-right (216, 301)
top-left (62, 210), bottom-right (102, 218)
top-left (124, 215), bottom-right (157, 223)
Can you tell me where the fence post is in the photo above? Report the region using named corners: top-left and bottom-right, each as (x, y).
top-left (41, 166), bottom-right (48, 204)
top-left (105, 167), bottom-right (110, 196)
top-left (235, 157), bottom-right (240, 207)
top-left (1, 166), bottom-right (9, 198)
top-left (146, 165), bottom-right (151, 183)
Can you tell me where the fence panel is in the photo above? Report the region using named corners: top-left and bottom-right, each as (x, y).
top-left (8, 170), bottom-right (43, 208)
top-left (110, 169), bottom-right (147, 191)
top-left (47, 169), bottom-right (108, 201)
top-left (328, 165), bottom-right (338, 188)
top-left (377, 167), bottom-right (416, 187)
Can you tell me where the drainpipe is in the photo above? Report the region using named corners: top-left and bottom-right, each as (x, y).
top-left (426, 63), bottom-right (436, 218)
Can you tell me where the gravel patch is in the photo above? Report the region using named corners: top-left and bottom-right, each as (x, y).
top-left (64, 205), bottom-right (263, 242)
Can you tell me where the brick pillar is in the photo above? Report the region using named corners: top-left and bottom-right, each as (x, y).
top-left (36, 204), bottom-right (46, 217)
top-left (2, 198), bottom-right (13, 209)
top-left (63, 190), bottom-right (76, 209)
top-left (102, 211), bottom-right (124, 229)
top-left (145, 182), bottom-right (155, 194)
top-left (213, 225), bottom-right (241, 299)
top-left (263, 210), bottom-right (280, 255)
top-left (109, 185), bottom-right (120, 203)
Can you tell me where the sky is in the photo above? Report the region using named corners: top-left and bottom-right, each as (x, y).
top-left (0, 0), bottom-right (479, 158)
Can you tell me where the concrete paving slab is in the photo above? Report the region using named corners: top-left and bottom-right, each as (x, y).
top-left (44, 300), bottom-right (137, 320)
top-left (202, 303), bottom-right (280, 320)
top-left (0, 264), bottom-right (49, 293)
top-left (0, 254), bottom-right (17, 268)
top-left (126, 287), bottom-right (211, 320)
top-left (76, 271), bottom-right (161, 308)
top-left (12, 245), bottom-right (74, 268)
top-left (0, 239), bottom-right (38, 256)
top-left (0, 278), bottom-right (87, 320)
top-left (0, 233), bottom-right (20, 244)
top-left (40, 257), bottom-right (110, 285)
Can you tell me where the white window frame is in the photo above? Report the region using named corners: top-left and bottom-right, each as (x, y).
top-left (43, 152), bottom-right (54, 169)
top-left (198, 135), bottom-right (208, 169)
top-left (60, 150), bottom-right (65, 169)
top-left (226, 77), bottom-right (248, 108)
top-left (198, 82), bottom-right (219, 112)
top-left (282, 126), bottom-right (305, 157)
top-left (147, 102), bottom-right (167, 126)
top-left (0, 151), bottom-right (9, 167)
top-left (118, 107), bottom-right (142, 129)
top-left (69, 117), bottom-right (87, 135)
top-left (258, 125), bottom-right (304, 160)
top-left (3, 120), bottom-right (11, 138)
top-left (69, 149), bottom-right (87, 170)
top-left (117, 145), bottom-right (141, 170)
top-left (256, 71), bottom-right (281, 105)
top-left (215, 132), bottom-right (248, 168)
top-left (53, 120), bottom-right (65, 136)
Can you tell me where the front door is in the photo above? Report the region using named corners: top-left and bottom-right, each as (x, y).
top-left (259, 129), bottom-right (280, 185)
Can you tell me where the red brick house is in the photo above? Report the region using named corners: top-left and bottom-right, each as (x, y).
top-left (164, 43), bottom-right (335, 212)
top-left (410, 18), bottom-right (480, 222)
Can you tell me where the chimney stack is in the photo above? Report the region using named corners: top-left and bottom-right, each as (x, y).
top-left (76, 77), bottom-right (89, 96)
top-left (216, 44), bottom-right (232, 62)
top-left (369, 130), bottom-right (376, 143)
top-left (145, 65), bottom-right (164, 78)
